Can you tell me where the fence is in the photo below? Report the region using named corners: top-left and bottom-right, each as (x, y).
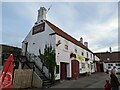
top-left (13, 69), bottom-right (42, 89)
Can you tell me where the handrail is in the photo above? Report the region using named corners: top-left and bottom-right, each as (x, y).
top-left (25, 52), bottom-right (50, 79)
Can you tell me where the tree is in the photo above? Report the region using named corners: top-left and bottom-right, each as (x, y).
top-left (38, 44), bottom-right (56, 83)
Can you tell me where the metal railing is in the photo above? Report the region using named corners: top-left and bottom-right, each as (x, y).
top-left (25, 52), bottom-right (50, 79)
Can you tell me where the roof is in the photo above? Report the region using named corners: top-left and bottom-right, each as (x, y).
top-left (45, 20), bottom-right (93, 53)
top-left (0, 44), bottom-right (21, 58)
top-left (0, 44), bottom-right (21, 49)
top-left (94, 51), bottom-right (120, 63)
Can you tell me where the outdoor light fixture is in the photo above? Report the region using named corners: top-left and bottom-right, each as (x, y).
top-left (56, 40), bottom-right (61, 46)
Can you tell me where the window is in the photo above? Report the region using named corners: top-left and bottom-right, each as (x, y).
top-left (107, 58), bottom-right (110, 60)
top-left (87, 52), bottom-right (88, 58)
top-left (56, 65), bottom-right (59, 74)
top-left (108, 64), bottom-right (113, 66)
top-left (75, 48), bottom-right (77, 53)
top-left (91, 54), bottom-right (92, 58)
top-left (82, 63), bottom-right (85, 68)
top-left (65, 45), bottom-right (68, 50)
top-left (116, 64), bottom-right (120, 66)
top-left (88, 64), bottom-right (90, 68)
top-left (81, 52), bottom-right (84, 56)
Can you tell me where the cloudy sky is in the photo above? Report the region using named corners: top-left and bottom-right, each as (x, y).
top-left (0, 1), bottom-right (119, 53)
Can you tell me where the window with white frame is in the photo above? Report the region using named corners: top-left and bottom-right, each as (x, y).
top-left (81, 52), bottom-right (84, 56)
top-left (65, 45), bottom-right (68, 50)
top-left (56, 65), bottom-right (59, 74)
top-left (91, 54), bottom-right (92, 59)
top-left (81, 63), bottom-right (85, 68)
top-left (116, 64), bottom-right (120, 66)
top-left (108, 64), bottom-right (113, 66)
top-left (87, 52), bottom-right (88, 58)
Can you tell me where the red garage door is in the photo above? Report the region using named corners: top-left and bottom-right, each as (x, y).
top-left (71, 60), bottom-right (79, 78)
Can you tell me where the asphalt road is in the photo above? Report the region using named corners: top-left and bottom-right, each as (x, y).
top-left (50, 72), bottom-right (120, 89)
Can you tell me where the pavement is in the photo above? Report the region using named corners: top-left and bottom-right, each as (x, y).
top-left (0, 65), bottom-right (3, 73)
top-left (50, 72), bottom-right (120, 89)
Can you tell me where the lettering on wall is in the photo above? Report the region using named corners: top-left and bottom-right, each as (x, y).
top-left (32, 22), bottom-right (45, 35)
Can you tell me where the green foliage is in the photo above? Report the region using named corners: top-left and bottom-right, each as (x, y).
top-left (38, 44), bottom-right (56, 83)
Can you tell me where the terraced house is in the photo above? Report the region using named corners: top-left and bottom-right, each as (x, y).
top-left (22, 7), bottom-right (100, 80)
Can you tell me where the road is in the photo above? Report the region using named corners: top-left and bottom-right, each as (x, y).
top-left (50, 72), bottom-right (120, 89)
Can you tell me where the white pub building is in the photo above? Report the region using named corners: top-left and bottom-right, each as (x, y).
top-left (22, 7), bottom-right (100, 80)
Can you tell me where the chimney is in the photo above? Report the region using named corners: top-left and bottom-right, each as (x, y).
top-left (80, 37), bottom-right (83, 44)
top-left (109, 47), bottom-right (112, 53)
top-left (37, 7), bottom-right (47, 23)
top-left (84, 42), bottom-right (88, 48)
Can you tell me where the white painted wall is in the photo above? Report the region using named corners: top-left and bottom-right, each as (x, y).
top-left (22, 22), bottom-right (56, 56)
top-left (94, 55), bottom-right (100, 61)
top-left (55, 34), bottom-right (98, 79)
top-left (103, 62), bottom-right (120, 73)
top-left (22, 21), bottom-right (100, 80)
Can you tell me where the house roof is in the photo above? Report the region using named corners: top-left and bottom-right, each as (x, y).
top-left (94, 51), bottom-right (120, 63)
top-left (45, 20), bottom-right (93, 53)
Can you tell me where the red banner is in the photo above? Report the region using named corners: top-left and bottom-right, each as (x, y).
top-left (0, 54), bottom-right (14, 90)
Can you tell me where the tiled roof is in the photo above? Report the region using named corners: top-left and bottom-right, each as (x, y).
top-left (45, 20), bottom-right (93, 53)
top-left (94, 51), bottom-right (120, 62)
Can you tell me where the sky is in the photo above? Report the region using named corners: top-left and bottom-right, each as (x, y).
top-left (0, 1), bottom-right (119, 53)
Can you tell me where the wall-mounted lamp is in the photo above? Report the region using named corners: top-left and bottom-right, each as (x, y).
top-left (56, 40), bottom-right (61, 46)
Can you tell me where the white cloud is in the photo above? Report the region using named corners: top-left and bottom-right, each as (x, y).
top-left (47, 2), bottom-right (118, 52)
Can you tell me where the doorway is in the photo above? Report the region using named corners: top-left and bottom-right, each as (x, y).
top-left (25, 42), bottom-right (28, 55)
top-left (71, 60), bottom-right (79, 78)
top-left (60, 62), bottom-right (67, 80)
top-left (100, 63), bottom-right (104, 72)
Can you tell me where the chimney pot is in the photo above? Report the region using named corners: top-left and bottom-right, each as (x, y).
top-left (109, 47), bottom-right (112, 53)
top-left (80, 37), bottom-right (83, 44)
top-left (84, 42), bottom-right (88, 48)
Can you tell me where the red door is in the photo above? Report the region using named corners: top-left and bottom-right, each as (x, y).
top-left (96, 62), bottom-right (100, 72)
top-left (60, 62), bottom-right (67, 80)
top-left (71, 60), bottom-right (79, 78)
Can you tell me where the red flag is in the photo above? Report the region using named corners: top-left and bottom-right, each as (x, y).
top-left (0, 54), bottom-right (14, 90)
